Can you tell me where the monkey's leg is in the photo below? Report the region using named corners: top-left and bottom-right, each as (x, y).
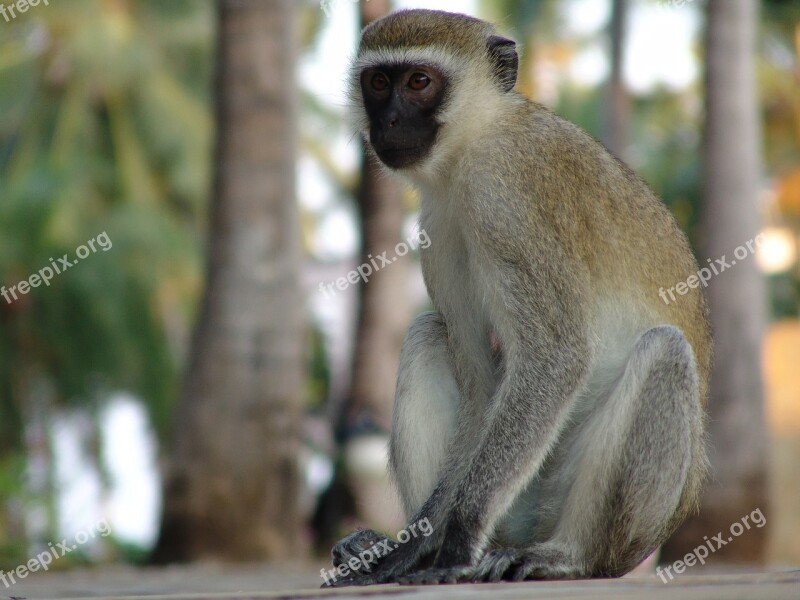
top-left (390, 311), bottom-right (460, 518)
top-left (328, 312), bottom-right (460, 586)
top-left (472, 325), bottom-right (705, 582)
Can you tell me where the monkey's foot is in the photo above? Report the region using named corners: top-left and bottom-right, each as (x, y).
top-left (398, 566), bottom-right (474, 585)
top-left (472, 547), bottom-right (586, 582)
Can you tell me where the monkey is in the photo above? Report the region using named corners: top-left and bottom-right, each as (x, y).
top-left (327, 9), bottom-right (711, 586)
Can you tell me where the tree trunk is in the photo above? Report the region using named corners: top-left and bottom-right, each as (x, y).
top-left (603, 0), bottom-right (630, 161)
top-left (152, 0), bottom-right (305, 563)
top-left (662, 0), bottom-right (769, 564)
top-left (343, 2), bottom-right (411, 437)
top-left (318, 0), bottom-right (409, 541)
top-left (346, 164), bottom-right (410, 434)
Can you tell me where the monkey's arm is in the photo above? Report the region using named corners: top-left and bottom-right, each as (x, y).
top-left (330, 238), bottom-right (590, 586)
top-left (427, 256), bottom-right (590, 571)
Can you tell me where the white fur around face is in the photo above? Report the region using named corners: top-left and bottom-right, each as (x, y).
top-left (347, 46), bottom-right (522, 185)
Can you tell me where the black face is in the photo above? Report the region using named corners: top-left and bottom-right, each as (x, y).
top-left (360, 63), bottom-right (448, 169)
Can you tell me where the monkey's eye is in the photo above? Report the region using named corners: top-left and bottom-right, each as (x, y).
top-left (371, 72), bottom-right (390, 92)
top-left (408, 73), bottom-right (431, 91)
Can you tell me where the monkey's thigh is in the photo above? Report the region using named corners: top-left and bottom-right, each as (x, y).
top-left (390, 312), bottom-right (460, 518)
top-left (548, 325), bottom-right (704, 575)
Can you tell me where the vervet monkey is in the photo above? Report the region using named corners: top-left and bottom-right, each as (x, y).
top-left (329, 9), bottom-right (711, 586)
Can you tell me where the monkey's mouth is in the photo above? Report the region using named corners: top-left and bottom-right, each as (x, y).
top-left (374, 145), bottom-right (429, 169)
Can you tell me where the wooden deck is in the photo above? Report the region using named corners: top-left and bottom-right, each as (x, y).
top-left (1, 563), bottom-right (797, 600)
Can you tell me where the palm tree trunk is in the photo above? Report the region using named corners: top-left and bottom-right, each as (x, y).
top-left (152, 0), bottom-right (305, 563)
top-left (663, 0), bottom-right (769, 564)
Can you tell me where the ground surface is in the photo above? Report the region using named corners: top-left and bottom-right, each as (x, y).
top-left (1, 564), bottom-right (797, 600)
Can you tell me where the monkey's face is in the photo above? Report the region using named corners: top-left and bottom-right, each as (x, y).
top-left (359, 64), bottom-right (447, 170)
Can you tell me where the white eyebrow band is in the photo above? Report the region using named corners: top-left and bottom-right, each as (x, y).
top-left (351, 47), bottom-right (460, 76)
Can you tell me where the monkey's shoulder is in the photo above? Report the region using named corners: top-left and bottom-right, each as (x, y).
top-left (475, 102), bottom-right (624, 184)
top-left (448, 100), bottom-right (683, 270)
top-left (463, 101), bottom-right (664, 218)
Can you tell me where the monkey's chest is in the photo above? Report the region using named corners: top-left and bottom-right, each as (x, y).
top-left (421, 236), bottom-right (496, 339)
top-left (419, 196), bottom-right (500, 327)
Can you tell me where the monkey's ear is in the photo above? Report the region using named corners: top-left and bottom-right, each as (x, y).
top-left (487, 35), bottom-right (518, 92)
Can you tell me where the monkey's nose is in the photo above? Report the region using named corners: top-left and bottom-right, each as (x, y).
top-left (389, 118), bottom-right (398, 128)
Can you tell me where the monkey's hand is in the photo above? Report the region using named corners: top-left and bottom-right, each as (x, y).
top-left (395, 523), bottom-right (475, 585)
top-left (325, 529), bottom-right (434, 587)
top-left (331, 529), bottom-right (390, 571)
top-left (324, 529), bottom-right (401, 587)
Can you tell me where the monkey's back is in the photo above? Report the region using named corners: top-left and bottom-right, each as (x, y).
top-left (462, 100), bottom-right (712, 402)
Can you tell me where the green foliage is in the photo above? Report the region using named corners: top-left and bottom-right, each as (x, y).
top-left (481, 0), bottom-right (548, 37)
top-left (0, 453), bottom-right (27, 565)
top-left (0, 0), bottom-right (213, 448)
top-left (103, 535), bottom-right (151, 566)
top-left (307, 325), bottom-right (331, 411)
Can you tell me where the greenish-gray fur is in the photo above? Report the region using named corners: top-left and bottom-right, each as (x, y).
top-left (359, 9), bottom-right (492, 56)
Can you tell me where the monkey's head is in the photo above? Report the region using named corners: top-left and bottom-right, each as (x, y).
top-left (349, 10), bottom-right (519, 172)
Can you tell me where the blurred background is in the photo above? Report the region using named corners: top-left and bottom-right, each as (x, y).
top-left (0, 0), bottom-right (797, 581)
